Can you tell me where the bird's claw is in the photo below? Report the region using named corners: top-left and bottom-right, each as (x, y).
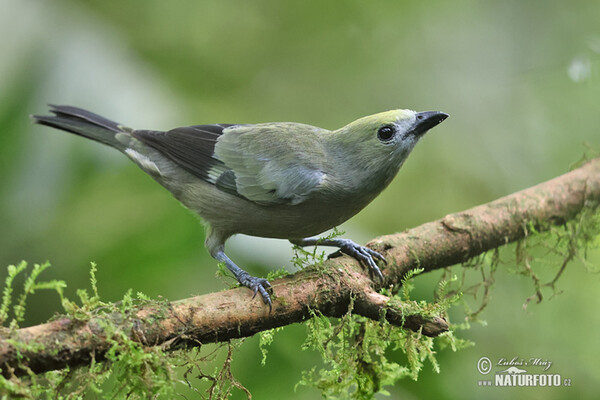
top-left (239, 274), bottom-right (272, 310)
top-left (332, 239), bottom-right (386, 281)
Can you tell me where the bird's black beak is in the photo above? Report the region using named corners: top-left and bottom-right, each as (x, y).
top-left (411, 111), bottom-right (449, 136)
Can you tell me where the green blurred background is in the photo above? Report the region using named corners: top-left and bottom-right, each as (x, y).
top-left (1, 0), bottom-right (599, 398)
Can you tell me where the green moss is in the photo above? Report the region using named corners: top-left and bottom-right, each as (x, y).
top-left (0, 263), bottom-right (254, 399)
top-left (515, 204), bottom-right (600, 308)
top-left (0, 261), bottom-right (67, 331)
top-left (258, 327), bottom-right (285, 366)
top-left (295, 269), bottom-right (468, 399)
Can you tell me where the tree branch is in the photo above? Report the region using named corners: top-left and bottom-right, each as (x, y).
top-left (1, 158), bottom-right (599, 378)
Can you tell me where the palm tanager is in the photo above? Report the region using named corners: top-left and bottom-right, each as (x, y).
top-left (32, 106), bottom-right (448, 307)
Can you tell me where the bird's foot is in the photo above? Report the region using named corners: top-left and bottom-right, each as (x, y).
top-left (328, 239), bottom-right (386, 281)
top-left (237, 272), bottom-right (272, 310)
top-left (213, 248), bottom-right (273, 310)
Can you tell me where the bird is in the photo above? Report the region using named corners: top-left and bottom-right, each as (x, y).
top-left (32, 105), bottom-right (448, 308)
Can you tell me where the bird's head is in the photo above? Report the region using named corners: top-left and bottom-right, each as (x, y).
top-left (333, 109), bottom-right (447, 168)
top-left (328, 109), bottom-right (448, 190)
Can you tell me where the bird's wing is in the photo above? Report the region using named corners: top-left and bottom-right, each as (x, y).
top-left (133, 123), bottom-right (326, 205)
top-left (132, 124), bottom-right (235, 192)
top-left (214, 123), bottom-right (326, 205)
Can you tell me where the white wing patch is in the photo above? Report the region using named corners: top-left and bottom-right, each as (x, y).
top-left (206, 165), bottom-right (223, 184)
top-left (125, 148), bottom-right (161, 175)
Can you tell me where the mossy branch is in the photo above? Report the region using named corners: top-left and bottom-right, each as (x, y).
top-left (1, 158), bottom-right (599, 378)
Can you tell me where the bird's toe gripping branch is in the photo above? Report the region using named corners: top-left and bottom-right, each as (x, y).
top-left (292, 237), bottom-right (386, 281)
top-left (239, 273), bottom-right (272, 309)
top-left (213, 249), bottom-right (273, 309)
top-left (343, 241), bottom-right (386, 281)
top-left (325, 239), bottom-right (386, 281)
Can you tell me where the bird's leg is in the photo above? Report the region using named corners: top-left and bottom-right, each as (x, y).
top-left (206, 229), bottom-right (272, 308)
top-left (211, 246), bottom-right (272, 309)
top-left (290, 237), bottom-right (386, 280)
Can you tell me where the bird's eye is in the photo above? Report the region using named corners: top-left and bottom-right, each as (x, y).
top-left (377, 125), bottom-right (395, 142)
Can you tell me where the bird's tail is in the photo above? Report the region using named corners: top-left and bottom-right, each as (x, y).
top-left (32, 105), bottom-right (128, 149)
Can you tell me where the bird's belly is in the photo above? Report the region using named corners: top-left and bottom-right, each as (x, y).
top-left (236, 203), bottom-right (356, 239)
top-left (233, 190), bottom-right (378, 239)
top-left (177, 180), bottom-right (375, 240)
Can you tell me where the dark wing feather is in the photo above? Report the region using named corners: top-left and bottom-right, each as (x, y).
top-left (214, 169), bottom-right (238, 196)
top-left (132, 124), bottom-right (236, 182)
